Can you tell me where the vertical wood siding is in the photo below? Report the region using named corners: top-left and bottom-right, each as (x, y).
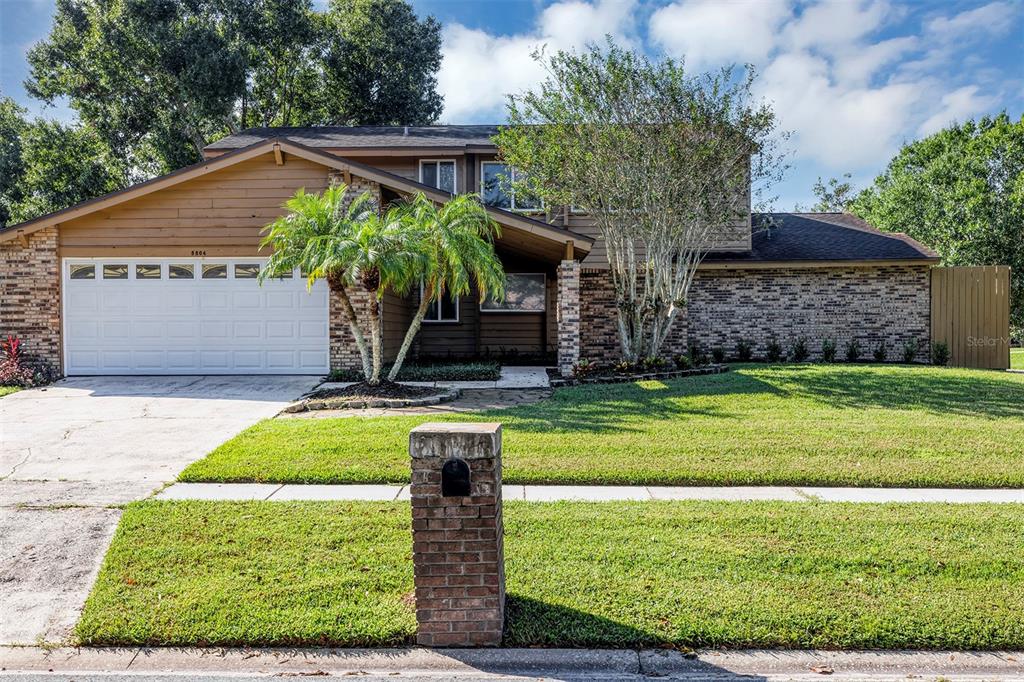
top-left (931, 266), bottom-right (1011, 369)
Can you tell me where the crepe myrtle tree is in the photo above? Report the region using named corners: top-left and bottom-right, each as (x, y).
top-left (495, 40), bottom-right (786, 361)
top-left (259, 185), bottom-right (504, 384)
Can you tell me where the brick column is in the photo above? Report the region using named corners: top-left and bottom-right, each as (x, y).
top-left (409, 422), bottom-right (505, 647)
top-left (557, 259), bottom-right (581, 377)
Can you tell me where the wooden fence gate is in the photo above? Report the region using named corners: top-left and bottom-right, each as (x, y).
top-left (930, 266), bottom-right (1011, 369)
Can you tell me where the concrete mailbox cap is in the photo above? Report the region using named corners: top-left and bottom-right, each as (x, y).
top-left (409, 422), bottom-right (502, 460)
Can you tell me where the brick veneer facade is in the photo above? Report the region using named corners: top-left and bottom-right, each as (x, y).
top-left (409, 422), bottom-right (505, 647)
top-left (0, 227), bottom-right (62, 373)
top-left (557, 260), bottom-right (581, 376)
top-left (327, 173), bottom-right (381, 371)
top-left (580, 264), bottom-right (932, 363)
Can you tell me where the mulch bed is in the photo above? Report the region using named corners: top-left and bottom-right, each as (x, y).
top-left (550, 364), bottom-right (729, 387)
top-left (285, 381), bottom-right (460, 412)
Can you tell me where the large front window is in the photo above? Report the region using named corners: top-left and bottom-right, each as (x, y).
top-left (480, 162), bottom-right (541, 211)
top-left (480, 273), bottom-right (546, 312)
top-left (419, 160), bottom-right (456, 193)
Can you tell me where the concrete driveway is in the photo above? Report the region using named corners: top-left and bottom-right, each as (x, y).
top-left (0, 375), bottom-right (320, 646)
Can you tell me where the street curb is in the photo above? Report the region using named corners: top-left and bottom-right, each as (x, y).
top-left (2, 647), bottom-right (1022, 678)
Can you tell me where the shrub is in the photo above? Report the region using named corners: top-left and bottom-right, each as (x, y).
top-left (642, 356), bottom-right (669, 371)
top-left (790, 337), bottom-right (809, 363)
top-left (327, 361), bottom-right (501, 383)
top-left (873, 342), bottom-right (887, 363)
top-left (572, 358), bottom-right (596, 380)
top-left (673, 353), bottom-right (693, 370)
top-left (821, 339), bottom-right (837, 363)
top-left (613, 360), bottom-right (639, 374)
top-left (688, 342), bottom-right (708, 366)
top-left (932, 341), bottom-right (950, 366)
top-left (735, 340), bottom-right (753, 362)
top-left (845, 339), bottom-right (861, 362)
top-left (0, 336), bottom-right (57, 388)
top-left (901, 338), bottom-right (920, 364)
top-left (711, 347), bottom-right (726, 363)
top-left (765, 339), bottom-right (785, 363)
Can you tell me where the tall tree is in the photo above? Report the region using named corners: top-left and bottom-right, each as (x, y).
top-left (9, 119), bottom-right (129, 225)
top-left (851, 113), bottom-right (1024, 336)
top-left (806, 173), bottom-right (855, 212)
top-left (322, 0), bottom-right (443, 125)
top-left (26, 0), bottom-right (444, 172)
top-left (496, 41), bottom-right (785, 362)
top-left (0, 95), bottom-right (28, 227)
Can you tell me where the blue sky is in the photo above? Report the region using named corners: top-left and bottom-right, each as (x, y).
top-left (2, 0), bottom-right (1022, 208)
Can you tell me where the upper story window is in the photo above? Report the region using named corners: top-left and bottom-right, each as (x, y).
top-left (480, 162), bottom-right (541, 212)
top-left (419, 160), bottom-right (456, 193)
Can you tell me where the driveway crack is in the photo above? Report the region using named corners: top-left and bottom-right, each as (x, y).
top-left (0, 446), bottom-right (32, 480)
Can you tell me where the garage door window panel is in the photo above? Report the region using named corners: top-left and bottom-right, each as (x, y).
top-left (202, 264), bottom-right (228, 279)
top-left (136, 264), bottom-right (162, 280)
top-left (70, 264), bottom-right (95, 280)
top-left (103, 264), bottom-right (129, 280)
top-left (169, 264), bottom-right (194, 279)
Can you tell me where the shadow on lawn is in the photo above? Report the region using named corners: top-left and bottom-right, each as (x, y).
top-left (772, 365), bottom-right (1024, 419)
top-left (486, 372), bottom-right (784, 436)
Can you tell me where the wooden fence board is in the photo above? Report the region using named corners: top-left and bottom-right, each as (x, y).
top-left (930, 266), bottom-right (1010, 369)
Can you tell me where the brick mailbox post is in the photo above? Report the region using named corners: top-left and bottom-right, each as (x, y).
top-left (409, 422), bottom-right (505, 647)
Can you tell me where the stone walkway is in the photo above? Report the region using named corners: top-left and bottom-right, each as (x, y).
top-left (156, 483), bottom-right (1024, 504)
top-left (319, 365), bottom-right (551, 390)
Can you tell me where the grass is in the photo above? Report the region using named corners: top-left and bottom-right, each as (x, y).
top-left (1013, 348), bottom-right (1023, 370)
top-left (77, 499), bottom-right (1024, 649)
top-left (0, 386), bottom-right (20, 398)
top-left (181, 364), bottom-right (1024, 488)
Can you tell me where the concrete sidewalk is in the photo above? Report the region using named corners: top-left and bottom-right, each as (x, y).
top-left (1, 646), bottom-right (1022, 681)
top-left (155, 482), bottom-right (1024, 503)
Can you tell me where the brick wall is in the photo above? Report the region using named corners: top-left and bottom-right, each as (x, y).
top-left (0, 227), bottom-right (62, 373)
top-left (557, 260), bottom-right (581, 376)
top-left (580, 264), bottom-right (932, 363)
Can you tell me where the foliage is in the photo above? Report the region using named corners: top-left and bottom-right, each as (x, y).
top-left (790, 337), bottom-right (809, 362)
top-left (383, 193), bottom-right (504, 381)
top-left (873, 342), bottom-right (888, 363)
top-left (821, 338), bottom-right (837, 363)
top-left (845, 339), bottom-right (862, 362)
top-left (26, 0), bottom-right (443, 172)
top-left (79, 499), bottom-right (1024, 649)
top-left (673, 353), bottom-right (693, 370)
top-left (851, 113), bottom-right (1024, 336)
top-left (688, 342), bottom-right (707, 366)
top-left (0, 95), bottom-right (27, 227)
top-left (735, 340), bottom-right (753, 362)
top-left (322, 0), bottom-right (443, 126)
top-left (902, 338), bottom-right (920, 364)
top-left (765, 339), bottom-right (784, 363)
top-left (711, 347), bottom-right (726, 364)
top-left (183, 365), bottom-right (1024, 488)
top-left (0, 336), bottom-right (59, 387)
top-left (932, 341), bottom-right (950, 366)
top-left (800, 173), bottom-right (855, 212)
top-left (327, 360), bottom-right (501, 382)
top-left (571, 359), bottom-right (596, 381)
top-left (496, 40), bottom-right (785, 361)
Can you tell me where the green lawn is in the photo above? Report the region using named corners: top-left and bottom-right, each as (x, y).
top-left (1013, 348), bottom-right (1023, 369)
top-left (0, 386), bottom-right (20, 398)
top-left (77, 500), bottom-right (1024, 649)
top-left (181, 364), bottom-right (1024, 488)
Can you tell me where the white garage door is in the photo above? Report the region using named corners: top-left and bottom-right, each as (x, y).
top-left (62, 258), bottom-right (329, 375)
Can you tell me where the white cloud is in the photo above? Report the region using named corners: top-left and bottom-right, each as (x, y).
top-left (781, 0), bottom-right (893, 53)
top-left (831, 36), bottom-right (918, 86)
top-left (918, 85), bottom-right (998, 136)
top-left (436, 0), bottom-right (637, 121)
top-left (925, 1), bottom-right (1018, 41)
top-left (649, 0), bottom-right (791, 69)
top-left (756, 52), bottom-right (923, 168)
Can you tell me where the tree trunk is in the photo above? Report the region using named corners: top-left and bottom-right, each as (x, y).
top-left (388, 283), bottom-right (434, 381)
top-left (331, 278), bottom-right (372, 380)
top-left (367, 294), bottom-right (383, 384)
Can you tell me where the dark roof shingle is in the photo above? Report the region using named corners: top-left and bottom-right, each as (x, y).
top-left (705, 212), bottom-right (938, 263)
top-left (205, 125), bottom-right (501, 150)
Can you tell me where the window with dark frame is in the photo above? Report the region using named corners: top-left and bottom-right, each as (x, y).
top-left (420, 160), bottom-right (457, 193)
top-left (480, 162), bottom-right (541, 211)
top-left (423, 288), bottom-right (459, 323)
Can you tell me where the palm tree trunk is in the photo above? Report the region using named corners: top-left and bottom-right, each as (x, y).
top-left (367, 295), bottom-right (383, 384)
top-left (388, 283), bottom-right (433, 381)
top-left (332, 279), bottom-right (372, 380)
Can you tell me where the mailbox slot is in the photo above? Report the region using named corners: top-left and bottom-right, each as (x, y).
top-left (441, 457), bottom-right (471, 497)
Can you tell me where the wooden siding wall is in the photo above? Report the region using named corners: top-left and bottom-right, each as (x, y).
top-left (382, 290), bottom-right (414, 362)
top-left (58, 153), bottom-right (331, 257)
top-left (930, 265), bottom-right (1011, 370)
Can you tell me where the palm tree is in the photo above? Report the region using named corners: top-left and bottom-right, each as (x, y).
top-left (387, 193), bottom-right (506, 381)
top-left (258, 184), bottom-right (380, 381)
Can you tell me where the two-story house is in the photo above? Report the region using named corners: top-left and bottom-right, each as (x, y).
top-left (0, 125), bottom-right (938, 377)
